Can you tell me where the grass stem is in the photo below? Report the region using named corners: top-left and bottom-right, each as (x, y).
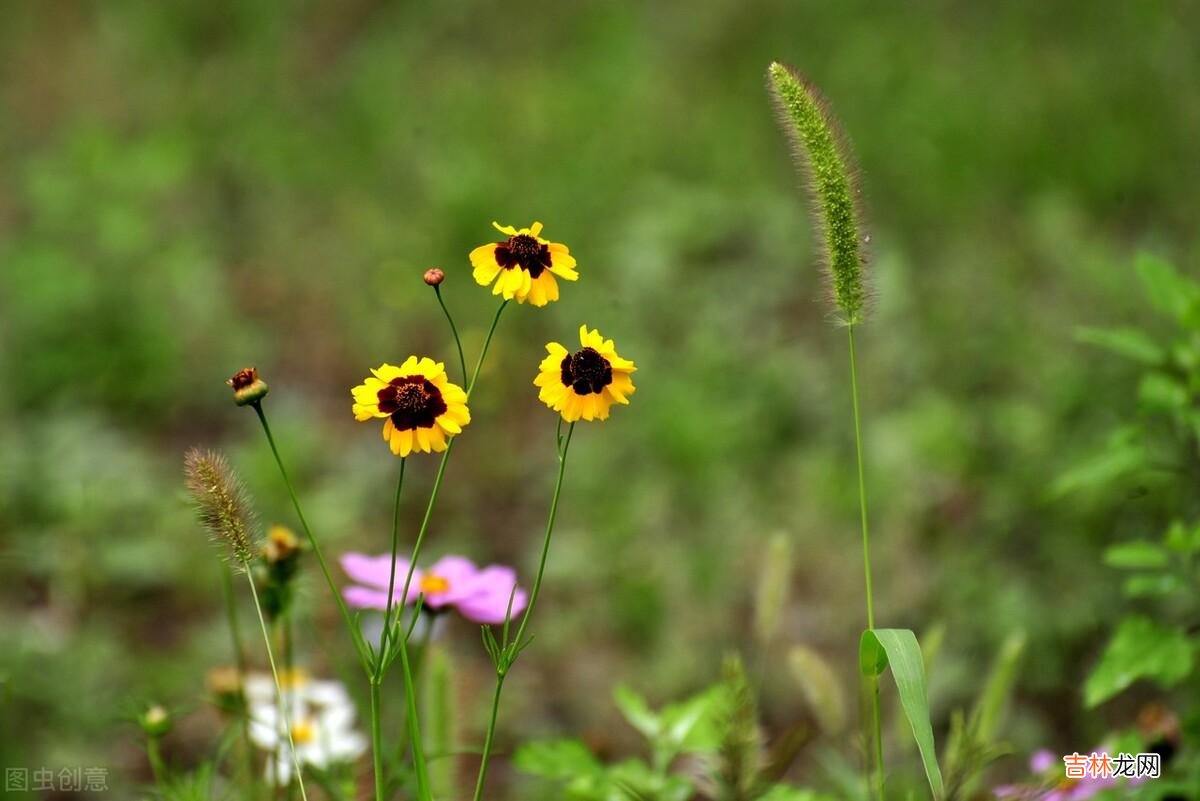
top-left (848, 324), bottom-right (884, 801)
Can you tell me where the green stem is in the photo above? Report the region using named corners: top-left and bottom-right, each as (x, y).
top-left (387, 299), bottom-right (507, 801)
top-left (398, 639), bottom-right (432, 799)
top-left (251, 401), bottom-right (371, 671)
top-left (283, 614), bottom-right (296, 801)
top-left (394, 299), bottom-right (509, 628)
top-left (245, 569), bottom-right (309, 801)
top-left (472, 422), bottom-right (575, 801)
top-left (368, 459), bottom-right (407, 801)
top-left (434, 285), bottom-right (468, 383)
top-left (370, 680), bottom-right (386, 801)
top-left (147, 737), bottom-right (167, 786)
top-left (471, 678), bottom-right (506, 801)
top-left (376, 458), bottom-right (408, 674)
top-left (509, 423), bottom-right (574, 650)
top-left (848, 324), bottom-right (884, 801)
top-left (220, 564), bottom-right (257, 794)
top-left (467, 300), bottom-right (509, 396)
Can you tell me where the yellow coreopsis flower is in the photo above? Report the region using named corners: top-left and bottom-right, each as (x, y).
top-left (351, 357), bottom-right (470, 456)
top-left (535, 325), bottom-right (636, 422)
top-left (469, 221), bottom-right (578, 306)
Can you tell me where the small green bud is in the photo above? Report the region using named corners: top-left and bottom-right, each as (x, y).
top-left (139, 704), bottom-right (172, 738)
top-left (767, 62), bottom-right (868, 323)
top-left (227, 367), bottom-right (269, 406)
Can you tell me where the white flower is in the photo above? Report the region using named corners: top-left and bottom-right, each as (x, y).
top-left (245, 670), bottom-right (367, 785)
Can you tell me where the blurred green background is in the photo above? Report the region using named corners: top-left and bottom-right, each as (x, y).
top-left (3, 0), bottom-right (1199, 797)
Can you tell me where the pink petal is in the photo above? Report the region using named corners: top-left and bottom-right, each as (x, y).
top-left (1029, 750), bottom-right (1057, 773)
top-left (340, 552), bottom-right (414, 590)
top-left (455, 588), bottom-right (529, 625)
top-left (343, 585), bottom-right (391, 610)
top-left (427, 555), bottom-right (481, 585)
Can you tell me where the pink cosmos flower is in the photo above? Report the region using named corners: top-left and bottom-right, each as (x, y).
top-left (994, 748), bottom-right (1145, 801)
top-left (339, 553), bottom-right (528, 625)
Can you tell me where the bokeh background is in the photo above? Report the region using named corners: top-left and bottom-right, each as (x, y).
top-left (3, 1), bottom-right (1199, 798)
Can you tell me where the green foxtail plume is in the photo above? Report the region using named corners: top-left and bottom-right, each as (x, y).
top-left (767, 62), bottom-right (867, 323)
top-left (184, 448), bottom-right (259, 565)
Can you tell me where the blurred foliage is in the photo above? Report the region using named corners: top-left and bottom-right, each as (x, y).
top-left (2, 0), bottom-right (1200, 798)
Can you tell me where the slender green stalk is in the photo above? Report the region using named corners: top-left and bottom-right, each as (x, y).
top-left (508, 423), bottom-right (574, 650)
top-left (251, 401), bottom-right (371, 670)
top-left (283, 614), bottom-right (296, 801)
top-left (467, 300), bottom-right (508, 396)
top-left (381, 298), bottom-right (508, 801)
top-left (848, 324), bottom-right (884, 801)
top-left (145, 735), bottom-right (168, 785)
top-left (397, 638), bottom-right (432, 798)
top-left (434, 285), bottom-right (468, 382)
top-left (392, 299), bottom-right (510, 631)
top-left (245, 569), bottom-right (309, 801)
top-left (368, 459), bottom-right (407, 801)
top-left (375, 458), bottom-right (408, 674)
top-left (220, 563), bottom-right (257, 794)
top-left (472, 422), bottom-right (575, 801)
top-left (472, 679), bottom-right (506, 801)
top-left (369, 680), bottom-right (385, 801)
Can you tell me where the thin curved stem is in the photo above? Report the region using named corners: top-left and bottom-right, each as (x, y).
top-left (369, 459), bottom-right (406, 801)
top-left (848, 324), bottom-right (884, 801)
top-left (219, 563), bottom-right (257, 793)
top-left (472, 422), bottom-right (575, 801)
top-left (251, 402), bottom-right (370, 670)
top-left (394, 299), bottom-right (510, 629)
top-left (245, 569), bottom-right (309, 801)
top-left (471, 678), bottom-right (506, 801)
top-left (509, 422), bottom-right (574, 650)
top-left (376, 458), bottom-right (408, 677)
top-left (434, 285), bottom-right (468, 383)
top-left (467, 300), bottom-right (509, 397)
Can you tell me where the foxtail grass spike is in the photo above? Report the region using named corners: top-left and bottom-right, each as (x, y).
top-left (184, 448), bottom-right (259, 565)
top-left (767, 62), bottom-right (868, 323)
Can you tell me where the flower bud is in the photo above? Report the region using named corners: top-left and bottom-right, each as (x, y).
top-left (138, 704), bottom-right (172, 738)
top-left (227, 367), bottom-right (269, 406)
top-left (423, 267), bottom-right (445, 287)
top-left (263, 524), bottom-right (302, 564)
top-left (206, 666), bottom-right (245, 715)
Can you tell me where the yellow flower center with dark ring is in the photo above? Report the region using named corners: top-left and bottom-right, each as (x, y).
top-left (560, 347), bottom-right (613, 395)
top-left (376, 375), bottom-right (447, 431)
top-left (494, 234), bottom-right (552, 279)
top-left (420, 574), bottom-right (450, 595)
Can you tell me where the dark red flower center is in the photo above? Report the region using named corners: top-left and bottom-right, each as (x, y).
top-left (560, 347), bottom-right (612, 395)
top-left (377, 375), bottom-right (447, 430)
top-left (494, 234), bottom-right (552, 279)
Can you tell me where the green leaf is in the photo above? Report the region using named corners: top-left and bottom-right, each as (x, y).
top-left (1103, 541), bottom-right (1169, 570)
top-left (1051, 429), bottom-right (1145, 497)
top-left (613, 685), bottom-right (660, 739)
top-left (660, 685), bottom-right (724, 752)
top-left (1136, 253), bottom-right (1200, 323)
top-left (1138, 372), bottom-right (1189, 411)
top-left (1122, 573), bottom-right (1184, 598)
top-left (1074, 326), bottom-right (1164, 365)
top-left (758, 785), bottom-right (841, 801)
top-left (513, 739), bottom-right (604, 782)
top-left (971, 630), bottom-right (1026, 742)
top-left (1084, 616), bottom-right (1194, 707)
top-left (1164, 520), bottom-right (1200, 555)
top-left (860, 629), bottom-right (944, 799)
